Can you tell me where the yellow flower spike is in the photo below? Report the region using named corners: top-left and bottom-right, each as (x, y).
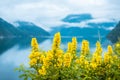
top-left (103, 45), bottom-right (115, 64)
top-left (104, 52), bottom-right (113, 64)
top-left (29, 52), bottom-right (34, 59)
top-left (71, 37), bottom-right (77, 59)
top-left (67, 42), bottom-right (72, 53)
top-left (38, 66), bottom-right (46, 75)
top-left (52, 32), bottom-right (61, 50)
top-left (39, 54), bottom-right (45, 62)
top-left (57, 58), bottom-right (63, 67)
top-left (104, 53), bottom-right (109, 63)
top-left (72, 37), bottom-right (77, 51)
top-left (96, 41), bottom-right (100, 47)
top-left (46, 51), bottom-right (53, 60)
top-left (28, 38), bottom-right (40, 67)
top-left (107, 45), bottom-right (113, 55)
top-left (43, 57), bottom-right (50, 68)
top-left (81, 40), bottom-right (90, 56)
top-left (31, 38), bottom-right (39, 49)
top-left (79, 55), bottom-right (88, 67)
top-left (35, 52), bottom-right (41, 58)
top-left (90, 62), bottom-right (97, 69)
top-left (63, 53), bottom-right (72, 67)
top-left (84, 60), bottom-right (89, 69)
top-left (29, 58), bottom-right (37, 66)
top-left (79, 55), bottom-right (85, 62)
top-left (55, 49), bottom-right (63, 58)
top-left (91, 41), bottom-right (103, 67)
top-left (95, 41), bottom-right (102, 55)
top-left (29, 52), bottom-right (41, 60)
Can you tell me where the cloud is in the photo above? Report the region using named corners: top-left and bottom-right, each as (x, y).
top-left (0, 0), bottom-right (120, 30)
top-left (86, 18), bottom-right (116, 23)
top-left (103, 27), bottom-right (114, 30)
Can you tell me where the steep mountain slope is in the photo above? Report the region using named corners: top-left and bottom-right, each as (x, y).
top-left (16, 21), bottom-right (50, 37)
top-left (0, 18), bottom-right (23, 37)
top-left (0, 18), bottom-right (50, 38)
top-left (107, 21), bottom-right (120, 43)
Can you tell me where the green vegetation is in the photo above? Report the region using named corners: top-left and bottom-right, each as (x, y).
top-left (16, 32), bottom-right (120, 80)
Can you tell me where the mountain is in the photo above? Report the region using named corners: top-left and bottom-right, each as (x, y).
top-left (87, 22), bottom-right (116, 28)
top-left (0, 18), bottom-right (50, 38)
top-left (107, 21), bottom-right (120, 43)
top-left (50, 26), bottom-right (111, 43)
top-left (50, 14), bottom-right (117, 44)
top-left (16, 21), bottom-right (50, 37)
top-left (51, 14), bottom-right (116, 37)
top-left (0, 18), bottom-right (23, 38)
top-left (62, 14), bottom-right (93, 23)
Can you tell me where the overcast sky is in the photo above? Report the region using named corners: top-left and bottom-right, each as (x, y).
top-left (0, 0), bottom-right (120, 30)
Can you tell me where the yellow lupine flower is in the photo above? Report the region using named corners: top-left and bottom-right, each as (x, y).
top-left (52, 32), bottom-right (61, 50)
top-left (29, 58), bottom-right (37, 66)
top-left (29, 52), bottom-right (41, 59)
top-left (34, 52), bottom-right (41, 57)
top-left (91, 41), bottom-right (102, 66)
top-left (96, 41), bottom-right (101, 47)
top-left (95, 41), bottom-right (102, 55)
top-left (46, 51), bottom-right (53, 60)
top-left (43, 57), bottom-right (51, 68)
top-left (67, 42), bottom-right (72, 53)
top-left (63, 53), bottom-right (72, 67)
top-left (57, 58), bottom-right (63, 67)
top-left (77, 55), bottom-right (89, 68)
top-left (92, 53), bottom-right (102, 64)
top-left (107, 45), bottom-right (113, 55)
top-left (29, 52), bottom-right (34, 59)
top-left (81, 40), bottom-right (90, 55)
top-left (38, 66), bottom-right (46, 75)
top-left (39, 54), bottom-right (45, 62)
top-left (84, 60), bottom-right (89, 69)
top-left (72, 37), bottom-right (77, 52)
top-left (31, 38), bottom-right (39, 49)
top-left (79, 55), bottom-right (85, 64)
top-left (104, 45), bottom-right (114, 64)
top-left (104, 52), bottom-right (113, 64)
top-left (55, 49), bottom-right (63, 58)
top-left (104, 53), bottom-right (109, 63)
top-left (90, 62), bottom-right (97, 69)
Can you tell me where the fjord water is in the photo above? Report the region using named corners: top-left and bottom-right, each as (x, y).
top-left (0, 37), bottom-right (109, 80)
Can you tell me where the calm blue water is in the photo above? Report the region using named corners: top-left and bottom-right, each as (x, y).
top-left (0, 37), bottom-right (110, 80)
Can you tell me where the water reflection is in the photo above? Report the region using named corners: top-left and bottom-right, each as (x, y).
top-left (0, 37), bottom-right (48, 80)
top-left (0, 37), bottom-right (48, 54)
top-left (0, 38), bottom-right (17, 54)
